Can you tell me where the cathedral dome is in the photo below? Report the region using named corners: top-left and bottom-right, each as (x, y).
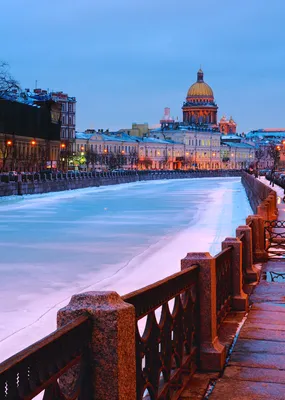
top-left (187, 69), bottom-right (214, 98)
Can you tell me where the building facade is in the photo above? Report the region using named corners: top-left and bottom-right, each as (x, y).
top-left (74, 69), bottom-right (257, 171)
top-left (219, 116), bottom-right (237, 134)
top-left (0, 96), bottom-right (61, 171)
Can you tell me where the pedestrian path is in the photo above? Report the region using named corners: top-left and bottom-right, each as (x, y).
top-left (260, 176), bottom-right (285, 219)
top-left (209, 260), bottom-right (285, 400)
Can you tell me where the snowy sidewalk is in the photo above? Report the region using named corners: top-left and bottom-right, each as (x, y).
top-left (259, 177), bottom-right (285, 219)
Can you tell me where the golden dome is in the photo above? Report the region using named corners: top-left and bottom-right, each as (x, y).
top-left (187, 69), bottom-right (214, 98)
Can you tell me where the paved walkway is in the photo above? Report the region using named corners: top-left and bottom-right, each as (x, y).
top-left (209, 178), bottom-right (285, 399)
top-left (209, 260), bottom-right (285, 399)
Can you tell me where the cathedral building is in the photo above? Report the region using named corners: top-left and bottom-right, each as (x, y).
top-left (75, 68), bottom-right (256, 171)
top-left (182, 69), bottom-right (218, 126)
top-left (150, 68), bottom-right (255, 170)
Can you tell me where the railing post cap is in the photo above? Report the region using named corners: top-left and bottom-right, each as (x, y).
top-left (58, 291), bottom-right (134, 320)
top-left (183, 252), bottom-right (212, 260)
top-left (223, 237), bottom-right (240, 243)
top-left (237, 225), bottom-right (251, 231)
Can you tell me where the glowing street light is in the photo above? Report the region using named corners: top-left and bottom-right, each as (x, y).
top-left (31, 140), bottom-right (36, 146)
top-left (61, 143), bottom-right (66, 149)
top-left (6, 140), bottom-right (12, 146)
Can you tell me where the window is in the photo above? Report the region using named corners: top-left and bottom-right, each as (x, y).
top-left (99, 145), bottom-right (102, 152)
top-left (119, 146), bottom-right (121, 152)
top-left (62, 103), bottom-right (65, 112)
top-left (62, 116), bottom-right (65, 125)
top-left (125, 146), bottom-right (127, 152)
top-left (69, 117), bottom-right (72, 125)
top-left (77, 144), bottom-right (79, 152)
top-left (128, 146), bottom-right (130, 153)
top-left (199, 140), bottom-right (201, 146)
top-left (62, 129), bottom-right (65, 138)
top-left (114, 145), bottom-right (116, 152)
top-left (84, 144), bottom-right (87, 151)
top-left (91, 145), bottom-right (93, 151)
top-left (69, 104), bottom-right (72, 112)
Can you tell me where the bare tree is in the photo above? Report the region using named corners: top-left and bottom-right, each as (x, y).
top-left (139, 157), bottom-right (152, 170)
top-left (0, 61), bottom-right (20, 97)
top-left (255, 148), bottom-right (265, 169)
top-left (268, 143), bottom-right (280, 171)
top-left (129, 149), bottom-right (139, 169)
top-left (0, 136), bottom-right (14, 171)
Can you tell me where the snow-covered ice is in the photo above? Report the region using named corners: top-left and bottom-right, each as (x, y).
top-left (0, 177), bottom-right (252, 362)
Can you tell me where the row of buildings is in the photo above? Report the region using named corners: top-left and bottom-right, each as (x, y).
top-left (75, 70), bottom-right (254, 171)
top-left (0, 69), bottom-right (282, 171)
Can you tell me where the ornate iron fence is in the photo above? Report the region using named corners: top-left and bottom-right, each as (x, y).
top-left (0, 315), bottom-right (92, 399)
top-left (265, 220), bottom-right (285, 258)
top-left (123, 266), bottom-right (199, 400)
top-left (215, 247), bottom-right (232, 327)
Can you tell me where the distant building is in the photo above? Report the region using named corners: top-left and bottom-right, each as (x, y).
top-left (182, 69), bottom-right (218, 126)
top-left (31, 89), bottom-right (76, 152)
top-left (50, 91), bottom-right (76, 143)
top-left (0, 95), bottom-right (61, 171)
top-left (246, 129), bottom-right (285, 169)
top-left (149, 69), bottom-right (254, 169)
top-left (219, 115), bottom-right (237, 134)
top-left (118, 122), bottom-right (149, 138)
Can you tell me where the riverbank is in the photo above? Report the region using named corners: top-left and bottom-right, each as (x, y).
top-left (0, 170), bottom-right (242, 196)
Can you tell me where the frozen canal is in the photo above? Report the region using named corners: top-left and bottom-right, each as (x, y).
top-left (0, 177), bottom-right (252, 361)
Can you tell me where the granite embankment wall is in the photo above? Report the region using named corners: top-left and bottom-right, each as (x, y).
top-left (0, 170), bottom-right (242, 197)
top-left (241, 172), bottom-right (276, 216)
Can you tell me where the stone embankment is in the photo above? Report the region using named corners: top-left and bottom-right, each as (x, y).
top-left (0, 169), bottom-right (242, 197)
top-left (0, 171), bottom-right (279, 400)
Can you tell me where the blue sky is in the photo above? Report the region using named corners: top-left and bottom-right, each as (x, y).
top-left (1, 0), bottom-right (285, 133)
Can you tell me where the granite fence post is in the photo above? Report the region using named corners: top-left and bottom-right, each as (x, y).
top-left (181, 252), bottom-right (226, 371)
top-left (57, 291), bottom-right (136, 400)
top-left (236, 225), bottom-right (259, 282)
top-left (246, 215), bottom-right (268, 262)
top-left (221, 237), bottom-right (248, 311)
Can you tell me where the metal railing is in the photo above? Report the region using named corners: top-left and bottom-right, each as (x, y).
top-left (123, 266), bottom-right (199, 400)
top-left (0, 315), bottom-right (92, 399)
top-left (0, 169), bottom-right (244, 183)
top-left (215, 247), bottom-right (232, 327)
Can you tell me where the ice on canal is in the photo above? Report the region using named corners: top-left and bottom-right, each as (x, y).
top-left (0, 177), bottom-right (252, 361)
